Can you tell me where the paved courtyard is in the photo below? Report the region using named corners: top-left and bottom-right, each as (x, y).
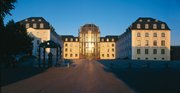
top-left (1, 59), bottom-right (135, 93)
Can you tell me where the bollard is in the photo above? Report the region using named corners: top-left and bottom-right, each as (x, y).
top-left (67, 63), bottom-right (70, 68)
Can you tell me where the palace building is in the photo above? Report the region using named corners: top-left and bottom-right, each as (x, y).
top-left (116, 17), bottom-right (171, 60)
top-left (61, 24), bottom-right (118, 59)
top-left (17, 17), bottom-right (171, 61)
top-left (18, 17), bottom-right (62, 59)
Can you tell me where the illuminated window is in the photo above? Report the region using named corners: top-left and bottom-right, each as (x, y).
top-left (145, 40), bottom-right (149, 46)
top-left (40, 23), bottom-right (44, 28)
top-left (107, 38), bottom-right (109, 42)
top-left (153, 24), bottom-right (157, 29)
top-left (161, 24), bottom-right (165, 29)
top-left (161, 33), bottom-right (165, 37)
top-left (112, 48), bottom-right (114, 52)
top-left (161, 40), bottom-right (165, 46)
top-left (26, 23), bottom-right (29, 28)
top-left (65, 54), bottom-right (68, 57)
top-left (153, 33), bottom-right (157, 37)
top-left (145, 33), bottom-right (149, 37)
top-left (65, 48), bottom-right (68, 52)
top-left (153, 40), bottom-right (157, 46)
top-left (137, 32), bottom-right (141, 37)
top-left (137, 24), bottom-right (141, 29)
top-left (65, 44), bottom-right (68, 47)
top-left (33, 23), bottom-right (37, 28)
top-left (145, 24), bottom-right (149, 29)
top-left (102, 54), bottom-right (104, 57)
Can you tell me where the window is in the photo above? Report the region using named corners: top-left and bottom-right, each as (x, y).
top-left (102, 38), bottom-right (104, 42)
top-left (112, 54), bottom-right (114, 57)
top-left (145, 24), bottom-right (149, 29)
top-left (33, 23), bottom-right (37, 28)
top-left (153, 40), bottom-right (157, 46)
top-left (112, 44), bottom-right (114, 47)
top-left (38, 19), bottom-right (42, 21)
top-left (112, 48), bottom-right (114, 52)
top-left (161, 33), bottom-right (165, 37)
top-left (32, 19), bottom-right (35, 21)
top-left (161, 24), bottom-right (165, 29)
top-left (162, 58), bottom-right (165, 60)
top-left (75, 54), bottom-right (78, 57)
top-left (76, 38), bottom-right (78, 41)
top-left (137, 49), bottom-right (141, 54)
top-left (145, 40), bottom-right (149, 46)
top-left (107, 38), bottom-right (109, 42)
top-left (153, 49), bottom-right (157, 54)
top-left (65, 54), bottom-right (68, 57)
top-left (65, 48), bottom-right (68, 52)
top-left (70, 49), bottom-right (72, 52)
top-left (145, 49), bottom-right (149, 54)
top-left (70, 54), bottom-right (73, 57)
top-left (153, 33), bottom-right (157, 37)
top-left (102, 54), bottom-right (104, 57)
top-left (107, 54), bottom-right (109, 57)
top-left (147, 19), bottom-right (150, 22)
top-left (26, 23), bottom-right (29, 28)
top-left (139, 19), bottom-right (142, 22)
top-left (107, 49), bottom-right (109, 52)
top-left (161, 40), bottom-right (165, 46)
top-left (65, 38), bottom-right (68, 41)
top-left (137, 32), bottom-right (141, 37)
top-left (137, 24), bottom-right (141, 29)
top-left (40, 23), bottom-right (44, 28)
top-left (137, 57), bottom-right (140, 60)
top-left (137, 40), bottom-right (141, 46)
top-left (145, 33), bottom-right (149, 37)
top-left (70, 38), bottom-right (73, 41)
top-left (154, 58), bottom-right (157, 60)
top-left (145, 58), bottom-right (148, 60)
top-left (153, 24), bottom-right (157, 29)
top-left (112, 38), bottom-right (114, 41)
top-left (65, 44), bottom-right (68, 47)
top-left (161, 49), bottom-right (165, 54)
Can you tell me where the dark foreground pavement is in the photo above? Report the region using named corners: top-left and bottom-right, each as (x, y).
top-left (1, 59), bottom-right (135, 93)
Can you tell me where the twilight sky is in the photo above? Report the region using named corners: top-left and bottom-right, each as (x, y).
top-left (4, 0), bottom-right (180, 45)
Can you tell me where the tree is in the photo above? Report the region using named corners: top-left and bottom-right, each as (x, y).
top-left (1, 20), bottom-right (33, 66)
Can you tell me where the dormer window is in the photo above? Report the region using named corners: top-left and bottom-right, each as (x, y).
top-left (139, 19), bottom-right (142, 22)
top-left (76, 38), bottom-right (78, 41)
top-left (70, 38), bottom-right (73, 41)
top-left (147, 19), bottom-right (150, 22)
top-left (137, 24), bottom-right (141, 29)
top-left (38, 19), bottom-right (42, 21)
top-left (25, 19), bottom-right (28, 21)
top-left (153, 24), bottom-right (157, 29)
top-left (155, 20), bottom-right (158, 22)
top-left (26, 23), bottom-right (29, 28)
top-left (65, 38), bottom-right (68, 41)
top-left (40, 23), bottom-right (44, 28)
top-left (33, 23), bottom-right (37, 28)
top-left (112, 38), bottom-right (114, 42)
top-left (32, 19), bottom-right (35, 21)
top-left (145, 24), bottom-right (149, 29)
top-left (161, 24), bottom-right (165, 29)
top-left (102, 38), bottom-right (104, 42)
top-left (107, 38), bottom-right (109, 42)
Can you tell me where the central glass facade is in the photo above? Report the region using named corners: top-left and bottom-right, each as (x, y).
top-left (79, 24), bottom-right (100, 59)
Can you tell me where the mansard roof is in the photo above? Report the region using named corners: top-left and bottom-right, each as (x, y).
top-left (18, 17), bottom-right (51, 29)
top-left (129, 17), bottom-right (170, 30)
top-left (61, 35), bottom-right (79, 42)
top-left (100, 35), bottom-right (119, 42)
